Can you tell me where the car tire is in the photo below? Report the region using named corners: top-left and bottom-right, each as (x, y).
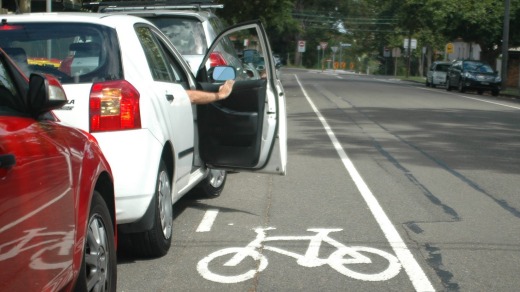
top-left (75, 191), bottom-right (117, 292)
top-left (191, 169), bottom-right (227, 198)
top-left (431, 84), bottom-right (436, 88)
top-left (492, 90), bottom-right (499, 96)
top-left (130, 160), bottom-right (173, 258)
top-left (425, 80), bottom-right (430, 87)
top-left (458, 79), bottom-right (466, 93)
top-left (446, 79), bottom-right (452, 91)
top-left (477, 90), bottom-right (483, 95)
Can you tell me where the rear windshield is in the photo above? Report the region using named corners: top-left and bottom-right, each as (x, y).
top-left (145, 16), bottom-right (208, 55)
top-left (436, 64), bottom-right (450, 72)
top-left (0, 22), bottom-right (122, 84)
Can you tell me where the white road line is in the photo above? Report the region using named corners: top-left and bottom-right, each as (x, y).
top-left (419, 86), bottom-right (520, 110)
top-left (294, 75), bottom-right (435, 292)
top-left (196, 209), bottom-right (219, 232)
top-left (454, 93), bottom-right (520, 110)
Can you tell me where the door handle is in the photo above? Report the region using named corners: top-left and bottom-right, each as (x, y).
top-left (166, 94), bottom-right (174, 102)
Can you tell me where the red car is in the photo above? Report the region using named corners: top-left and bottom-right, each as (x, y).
top-left (0, 48), bottom-right (117, 291)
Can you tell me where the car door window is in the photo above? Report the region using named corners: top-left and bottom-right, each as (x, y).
top-left (0, 59), bottom-right (21, 114)
top-left (135, 25), bottom-right (175, 82)
top-left (156, 36), bottom-right (189, 85)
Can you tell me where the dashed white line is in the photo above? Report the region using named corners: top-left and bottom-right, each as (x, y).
top-left (196, 209), bottom-right (219, 232)
top-left (294, 74), bottom-right (435, 292)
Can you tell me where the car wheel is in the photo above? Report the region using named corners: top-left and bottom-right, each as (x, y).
top-left (425, 80), bottom-right (430, 87)
top-left (431, 84), bottom-right (436, 88)
top-left (492, 90), bottom-right (499, 96)
top-left (191, 169), bottom-right (227, 198)
top-left (477, 90), bottom-right (483, 95)
top-left (446, 79), bottom-right (452, 91)
top-left (131, 160), bottom-right (173, 258)
top-left (458, 79), bottom-right (465, 93)
top-left (75, 191), bottom-right (117, 292)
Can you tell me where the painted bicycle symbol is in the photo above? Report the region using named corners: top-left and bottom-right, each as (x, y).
top-left (197, 227), bottom-right (402, 283)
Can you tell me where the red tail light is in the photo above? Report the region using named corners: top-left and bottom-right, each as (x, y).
top-left (89, 80), bottom-right (141, 132)
top-left (0, 24), bottom-right (22, 31)
top-left (209, 52), bottom-right (227, 67)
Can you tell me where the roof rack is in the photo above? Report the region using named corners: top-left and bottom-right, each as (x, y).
top-left (83, 1), bottom-right (223, 12)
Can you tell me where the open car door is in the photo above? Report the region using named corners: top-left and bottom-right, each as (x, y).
top-left (196, 20), bottom-right (286, 175)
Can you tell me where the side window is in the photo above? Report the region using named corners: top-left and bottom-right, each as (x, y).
top-left (135, 25), bottom-right (174, 82)
top-left (156, 37), bottom-right (188, 85)
top-left (0, 58), bottom-right (22, 115)
top-left (206, 26), bottom-right (267, 81)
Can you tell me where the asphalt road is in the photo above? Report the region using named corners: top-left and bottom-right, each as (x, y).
top-left (116, 68), bottom-right (520, 292)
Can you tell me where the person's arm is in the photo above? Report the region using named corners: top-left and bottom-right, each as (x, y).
top-left (186, 80), bottom-right (235, 105)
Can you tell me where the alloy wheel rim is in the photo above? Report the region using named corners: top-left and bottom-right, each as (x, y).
top-left (86, 214), bottom-right (110, 291)
top-left (208, 169), bottom-right (225, 188)
top-left (158, 170), bottom-right (173, 239)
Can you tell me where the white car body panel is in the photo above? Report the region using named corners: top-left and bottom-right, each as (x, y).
top-left (0, 13), bottom-right (286, 229)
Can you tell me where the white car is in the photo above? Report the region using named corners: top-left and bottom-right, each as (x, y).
top-left (426, 61), bottom-right (451, 88)
top-left (0, 13), bottom-right (287, 257)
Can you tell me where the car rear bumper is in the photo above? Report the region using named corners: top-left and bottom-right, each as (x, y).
top-left (432, 73), bottom-right (447, 85)
top-left (94, 129), bottom-right (163, 224)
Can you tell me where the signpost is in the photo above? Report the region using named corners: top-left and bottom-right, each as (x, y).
top-left (320, 42), bottom-right (328, 71)
top-left (298, 40), bottom-right (306, 53)
top-left (339, 43), bottom-right (351, 71)
top-left (317, 46), bottom-right (321, 69)
top-left (331, 46), bottom-right (338, 70)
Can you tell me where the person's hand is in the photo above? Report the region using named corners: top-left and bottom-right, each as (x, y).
top-left (217, 80), bottom-right (235, 100)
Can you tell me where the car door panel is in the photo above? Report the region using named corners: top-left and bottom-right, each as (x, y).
top-left (196, 21), bottom-right (286, 175)
top-left (198, 79), bottom-right (266, 167)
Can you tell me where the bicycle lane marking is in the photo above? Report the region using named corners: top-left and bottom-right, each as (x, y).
top-left (294, 75), bottom-right (435, 292)
top-left (197, 227), bottom-right (402, 284)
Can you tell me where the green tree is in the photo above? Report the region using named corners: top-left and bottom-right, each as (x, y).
top-left (440, 0), bottom-right (505, 64)
top-left (215, 0), bottom-right (298, 58)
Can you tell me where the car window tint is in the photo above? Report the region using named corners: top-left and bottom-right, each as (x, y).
top-left (156, 38), bottom-right (188, 85)
top-left (0, 23), bottom-right (121, 84)
top-left (0, 59), bottom-right (19, 114)
top-left (146, 17), bottom-right (207, 55)
top-left (437, 64), bottom-right (450, 72)
top-left (135, 26), bottom-right (175, 82)
top-left (220, 27), bottom-right (268, 81)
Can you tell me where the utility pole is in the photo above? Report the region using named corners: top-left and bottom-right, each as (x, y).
top-left (406, 30), bottom-right (412, 78)
top-left (501, 0), bottom-right (510, 91)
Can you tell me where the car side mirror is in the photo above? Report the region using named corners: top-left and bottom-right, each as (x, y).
top-left (211, 66), bottom-right (236, 82)
top-left (27, 73), bottom-right (68, 117)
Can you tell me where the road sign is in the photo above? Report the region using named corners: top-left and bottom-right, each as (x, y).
top-left (320, 42), bottom-right (328, 50)
top-left (331, 46), bottom-right (338, 53)
top-left (392, 47), bottom-right (401, 58)
top-left (298, 40), bottom-right (306, 53)
top-left (340, 43), bottom-right (351, 47)
top-left (403, 38), bottom-right (417, 49)
top-left (446, 43), bottom-right (454, 54)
